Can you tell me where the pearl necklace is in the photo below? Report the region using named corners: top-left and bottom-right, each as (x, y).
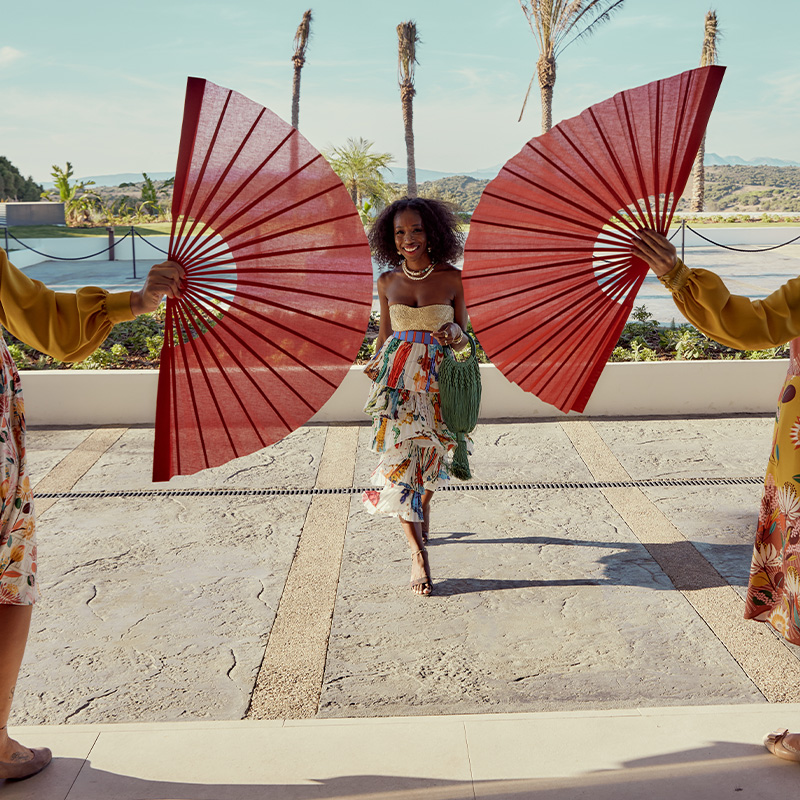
top-left (402, 260), bottom-right (436, 281)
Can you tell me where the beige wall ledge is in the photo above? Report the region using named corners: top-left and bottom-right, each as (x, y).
top-left (21, 360), bottom-right (787, 427)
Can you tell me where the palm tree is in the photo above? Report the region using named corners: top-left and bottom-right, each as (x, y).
top-left (691, 10), bottom-right (720, 212)
top-left (518, 1), bottom-right (626, 133)
top-left (326, 137), bottom-right (394, 218)
top-left (397, 21), bottom-right (421, 197)
top-left (291, 9), bottom-right (313, 130)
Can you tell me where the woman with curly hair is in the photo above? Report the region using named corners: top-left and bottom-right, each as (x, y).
top-left (362, 197), bottom-right (470, 596)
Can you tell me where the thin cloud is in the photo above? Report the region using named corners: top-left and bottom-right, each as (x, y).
top-left (764, 72), bottom-right (800, 110)
top-left (0, 46), bottom-right (23, 66)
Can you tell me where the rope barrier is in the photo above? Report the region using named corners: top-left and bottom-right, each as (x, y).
top-left (3, 222), bottom-right (799, 264)
top-left (685, 224), bottom-right (800, 252)
top-left (1, 227), bottom-right (171, 261)
top-left (4, 229), bottom-right (132, 260)
top-left (134, 228), bottom-right (169, 254)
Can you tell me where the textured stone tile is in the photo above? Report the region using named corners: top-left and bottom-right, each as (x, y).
top-left (594, 417), bottom-right (774, 479)
top-left (72, 425), bottom-right (327, 490)
top-left (26, 427), bottom-right (94, 486)
top-left (640, 484), bottom-right (761, 587)
top-left (14, 494), bottom-right (309, 724)
top-left (320, 490), bottom-right (763, 718)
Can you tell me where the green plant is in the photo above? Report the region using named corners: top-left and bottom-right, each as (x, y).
top-left (675, 328), bottom-right (710, 360)
top-left (357, 337), bottom-right (375, 361)
top-left (629, 339), bottom-right (658, 361)
top-left (618, 304), bottom-right (660, 348)
top-left (139, 173), bottom-right (174, 218)
top-left (746, 345), bottom-right (789, 360)
top-left (73, 343), bottom-right (128, 370)
top-left (609, 346), bottom-right (632, 362)
top-left (41, 162), bottom-right (100, 225)
top-left (105, 312), bottom-right (164, 354)
top-left (6, 344), bottom-right (25, 367)
top-left (146, 335), bottom-right (163, 360)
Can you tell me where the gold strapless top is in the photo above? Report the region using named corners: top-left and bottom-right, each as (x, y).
top-left (389, 303), bottom-right (454, 332)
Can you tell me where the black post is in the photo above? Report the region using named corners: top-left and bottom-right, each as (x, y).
top-left (107, 226), bottom-right (115, 261)
top-left (131, 226), bottom-right (137, 279)
top-left (681, 219), bottom-right (686, 263)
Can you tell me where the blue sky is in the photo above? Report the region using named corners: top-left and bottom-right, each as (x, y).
top-left (3, 0), bottom-right (799, 182)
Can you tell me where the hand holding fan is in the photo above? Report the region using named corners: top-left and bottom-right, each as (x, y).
top-left (462, 66), bottom-right (725, 413)
top-left (153, 78), bottom-right (373, 481)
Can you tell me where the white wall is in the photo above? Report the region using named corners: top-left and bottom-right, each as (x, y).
top-left (20, 360), bottom-right (787, 427)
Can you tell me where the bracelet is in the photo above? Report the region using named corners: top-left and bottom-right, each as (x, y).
top-left (453, 332), bottom-right (466, 345)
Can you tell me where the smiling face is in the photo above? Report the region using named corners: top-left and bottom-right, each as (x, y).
top-left (394, 209), bottom-right (430, 270)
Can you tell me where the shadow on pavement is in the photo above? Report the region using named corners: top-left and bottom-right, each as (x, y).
top-left (429, 532), bottom-right (753, 589)
top-left (18, 742), bottom-right (795, 800)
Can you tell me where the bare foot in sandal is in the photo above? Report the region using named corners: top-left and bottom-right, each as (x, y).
top-left (410, 547), bottom-right (432, 596)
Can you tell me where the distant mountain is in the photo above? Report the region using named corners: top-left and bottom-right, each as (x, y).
top-left (40, 171), bottom-right (175, 190)
top-left (382, 165), bottom-right (501, 184)
top-left (705, 153), bottom-right (800, 168)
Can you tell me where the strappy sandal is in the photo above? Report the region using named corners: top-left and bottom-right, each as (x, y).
top-left (764, 729), bottom-right (800, 762)
top-left (410, 547), bottom-right (433, 596)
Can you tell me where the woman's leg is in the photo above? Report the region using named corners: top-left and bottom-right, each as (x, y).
top-left (420, 490), bottom-right (434, 543)
top-left (0, 605), bottom-right (35, 761)
top-left (400, 518), bottom-right (431, 596)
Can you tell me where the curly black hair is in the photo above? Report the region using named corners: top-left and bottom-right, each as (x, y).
top-left (368, 197), bottom-right (464, 268)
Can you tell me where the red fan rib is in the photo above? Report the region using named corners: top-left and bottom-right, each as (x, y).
top-left (463, 66), bottom-right (725, 413)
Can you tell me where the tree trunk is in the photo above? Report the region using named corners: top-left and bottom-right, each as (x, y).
top-left (691, 134), bottom-right (706, 212)
top-left (291, 56), bottom-right (304, 129)
top-left (401, 83), bottom-right (417, 197)
top-left (537, 54), bottom-right (556, 134)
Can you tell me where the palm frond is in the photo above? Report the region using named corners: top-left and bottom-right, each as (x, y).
top-left (293, 9), bottom-right (313, 62)
top-left (397, 20), bottom-right (421, 86)
top-left (560, 0), bottom-right (627, 55)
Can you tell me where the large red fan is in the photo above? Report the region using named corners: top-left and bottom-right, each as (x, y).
top-left (463, 66), bottom-right (725, 413)
top-left (153, 78), bottom-right (373, 481)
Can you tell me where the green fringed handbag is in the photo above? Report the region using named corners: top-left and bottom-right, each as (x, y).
top-left (438, 334), bottom-right (482, 481)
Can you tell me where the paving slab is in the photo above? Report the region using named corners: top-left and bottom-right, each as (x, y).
top-left (639, 484), bottom-right (761, 589)
top-left (319, 489), bottom-right (764, 718)
top-left (13, 493), bottom-right (308, 725)
top-left (69, 425), bottom-right (327, 490)
top-left (26, 427), bottom-right (94, 488)
top-left (593, 417), bottom-right (774, 479)
top-left (14, 416), bottom-right (800, 735)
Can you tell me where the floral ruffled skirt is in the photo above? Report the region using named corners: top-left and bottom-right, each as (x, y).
top-left (0, 336), bottom-right (38, 605)
top-left (744, 338), bottom-right (800, 642)
top-left (362, 336), bottom-right (468, 522)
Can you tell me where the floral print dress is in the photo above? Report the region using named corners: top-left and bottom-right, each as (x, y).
top-left (745, 338), bottom-right (800, 643)
top-left (0, 336), bottom-right (38, 605)
top-left (361, 304), bottom-right (467, 522)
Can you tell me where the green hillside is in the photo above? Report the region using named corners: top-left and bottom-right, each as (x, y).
top-left (391, 165), bottom-right (800, 215)
top-left (0, 157), bottom-right (44, 202)
top-left (698, 165), bottom-right (800, 212)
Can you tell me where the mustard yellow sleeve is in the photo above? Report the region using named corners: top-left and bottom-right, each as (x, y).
top-left (0, 249), bottom-right (136, 362)
top-left (660, 258), bottom-right (800, 350)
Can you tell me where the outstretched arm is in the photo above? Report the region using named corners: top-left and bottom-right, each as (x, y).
top-left (0, 250), bottom-right (183, 362)
top-left (632, 229), bottom-right (800, 350)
